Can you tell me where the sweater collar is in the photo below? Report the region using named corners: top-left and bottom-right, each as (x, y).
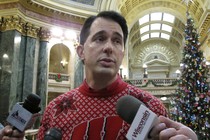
top-left (78, 75), bottom-right (127, 97)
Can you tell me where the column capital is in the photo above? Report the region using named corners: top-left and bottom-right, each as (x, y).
top-left (38, 28), bottom-right (51, 41)
top-left (0, 15), bottom-right (26, 33)
top-left (23, 22), bottom-right (40, 38)
top-left (0, 15), bottom-right (40, 38)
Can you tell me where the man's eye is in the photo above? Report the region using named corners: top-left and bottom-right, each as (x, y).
top-left (113, 39), bottom-right (122, 45)
top-left (95, 36), bottom-right (104, 42)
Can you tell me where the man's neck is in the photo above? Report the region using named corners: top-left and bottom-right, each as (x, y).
top-left (86, 74), bottom-right (118, 90)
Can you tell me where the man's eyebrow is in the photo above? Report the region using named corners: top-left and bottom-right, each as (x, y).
top-left (92, 30), bottom-right (106, 37)
top-left (92, 30), bottom-right (123, 39)
top-left (113, 32), bottom-right (123, 40)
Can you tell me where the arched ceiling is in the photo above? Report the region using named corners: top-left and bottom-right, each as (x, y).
top-left (129, 12), bottom-right (185, 49)
top-left (0, 0), bottom-right (209, 66)
top-left (115, 0), bottom-right (209, 51)
top-left (27, 0), bottom-right (209, 62)
top-left (31, 0), bottom-right (105, 17)
top-left (0, 0), bottom-right (209, 42)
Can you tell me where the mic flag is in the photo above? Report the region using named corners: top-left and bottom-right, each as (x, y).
top-left (6, 93), bottom-right (41, 132)
top-left (116, 95), bottom-right (159, 140)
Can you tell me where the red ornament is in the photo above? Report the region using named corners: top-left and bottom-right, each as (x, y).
top-left (194, 102), bottom-right (198, 107)
top-left (57, 73), bottom-right (61, 79)
top-left (200, 94), bottom-right (204, 98)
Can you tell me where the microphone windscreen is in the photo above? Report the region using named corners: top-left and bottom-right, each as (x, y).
top-left (44, 128), bottom-right (62, 140)
top-left (116, 95), bottom-right (143, 124)
top-left (22, 93), bottom-right (41, 113)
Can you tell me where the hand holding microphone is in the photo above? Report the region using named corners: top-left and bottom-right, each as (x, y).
top-left (116, 95), bottom-right (198, 140)
top-left (116, 95), bottom-right (159, 140)
top-left (0, 93), bottom-right (41, 139)
top-left (6, 93), bottom-right (41, 132)
top-left (0, 125), bottom-right (25, 140)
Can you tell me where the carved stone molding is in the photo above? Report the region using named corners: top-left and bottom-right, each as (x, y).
top-left (19, 0), bottom-right (85, 25)
top-left (38, 28), bottom-right (51, 41)
top-left (200, 14), bottom-right (210, 40)
top-left (0, 15), bottom-right (25, 33)
top-left (0, 15), bottom-right (41, 38)
top-left (0, 0), bottom-right (84, 32)
top-left (133, 42), bottom-right (179, 66)
top-left (24, 22), bottom-right (40, 38)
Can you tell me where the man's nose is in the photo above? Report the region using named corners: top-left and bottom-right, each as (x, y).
top-left (103, 40), bottom-right (113, 53)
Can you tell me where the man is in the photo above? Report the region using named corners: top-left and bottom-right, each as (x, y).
top-left (0, 11), bottom-right (197, 140)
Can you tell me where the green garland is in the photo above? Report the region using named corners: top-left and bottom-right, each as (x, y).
top-left (126, 79), bottom-right (178, 87)
top-left (55, 73), bottom-right (62, 82)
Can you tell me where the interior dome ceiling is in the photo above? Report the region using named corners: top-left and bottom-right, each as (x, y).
top-left (30, 0), bottom-right (210, 66)
top-left (32, 0), bottom-right (104, 16)
top-left (0, 0), bottom-right (209, 65)
top-left (32, 0), bottom-right (209, 45)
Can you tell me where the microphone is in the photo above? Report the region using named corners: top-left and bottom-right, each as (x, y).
top-left (44, 128), bottom-right (62, 140)
top-left (6, 93), bottom-right (41, 132)
top-left (116, 95), bottom-right (159, 140)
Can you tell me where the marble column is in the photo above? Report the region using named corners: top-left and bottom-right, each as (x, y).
top-left (33, 29), bottom-right (50, 128)
top-left (20, 23), bottom-right (40, 103)
top-left (16, 36), bottom-right (26, 102)
top-left (22, 36), bottom-right (37, 100)
top-left (74, 55), bottom-right (84, 88)
top-left (36, 29), bottom-right (50, 113)
top-left (0, 30), bottom-right (22, 123)
top-left (0, 16), bottom-right (41, 125)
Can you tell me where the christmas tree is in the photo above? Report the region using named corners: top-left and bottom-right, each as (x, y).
top-left (170, 11), bottom-right (210, 139)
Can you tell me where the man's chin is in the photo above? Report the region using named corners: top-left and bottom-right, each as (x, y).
top-left (95, 69), bottom-right (116, 76)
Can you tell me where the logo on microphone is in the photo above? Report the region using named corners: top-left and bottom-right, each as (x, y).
top-left (132, 110), bottom-right (150, 138)
top-left (11, 110), bottom-right (27, 125)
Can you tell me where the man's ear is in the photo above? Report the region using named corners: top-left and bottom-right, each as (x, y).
top-left (76, 44), bottom-right (85, 60)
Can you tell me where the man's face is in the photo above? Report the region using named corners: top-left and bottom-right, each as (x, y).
top-left (80, 17), bottom-right (125, 77)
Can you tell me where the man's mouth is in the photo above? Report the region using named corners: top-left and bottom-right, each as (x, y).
top-left (100, 58), bottom-right (115, 63)
top-left (99, 58), bottom-right (115, 66)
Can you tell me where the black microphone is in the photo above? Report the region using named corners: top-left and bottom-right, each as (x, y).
top-left (44, 128), bottom-right (62, 140)
top-left (22, 93), bottom-right (41, 114)
top-left (116, 95), bottom-right (159, 140)
top-left (6, 93), bottom-right (41, 132)
top-left (116, 95), bottom-right (144, 124)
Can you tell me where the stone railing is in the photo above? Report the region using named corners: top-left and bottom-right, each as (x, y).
top-left (48, 72), bottom-right (71, 92)
top-left (48, 72), bottom-right (70, 82)
top-left (124, 78), bottom-right (178, 98)
top-left (124, 78), bottom-right (178, 88)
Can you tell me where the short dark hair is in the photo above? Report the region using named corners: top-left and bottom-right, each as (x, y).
top-left (79, 11), bottom-right (128, 45)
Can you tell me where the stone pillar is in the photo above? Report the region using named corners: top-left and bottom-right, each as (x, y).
top-left (36, 28), bottom-right (50, 112)
top-left (0, 30), bottom-right (22, 123)
top-left (74, 55), bottom-right (84, 88)
top-left (33, 28), bottom-right (50, 128)
top-left (21, 23), bottom-right (40, 102)
top-left (0, 16), bottom-right (40, 124)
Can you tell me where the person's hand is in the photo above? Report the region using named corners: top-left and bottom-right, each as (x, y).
top-left (0, 125), bottom-right (25, 140)
top-left (149, 116), bottom-right (198, 140)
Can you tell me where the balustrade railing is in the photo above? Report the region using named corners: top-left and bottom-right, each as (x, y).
top-left (48, 72), bottom-right (70, 82)
top-left (124, 78), bottom-right (178, 87)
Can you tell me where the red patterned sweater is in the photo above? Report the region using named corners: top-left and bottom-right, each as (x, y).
top-left (37, 76), bottom-right (167, 140)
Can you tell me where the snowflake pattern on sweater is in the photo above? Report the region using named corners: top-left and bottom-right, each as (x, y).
top-left (37, 77), bottom-right (167, 140)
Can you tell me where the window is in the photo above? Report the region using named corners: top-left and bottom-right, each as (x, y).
top-left (139, 12), bottom-right (175, 41)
